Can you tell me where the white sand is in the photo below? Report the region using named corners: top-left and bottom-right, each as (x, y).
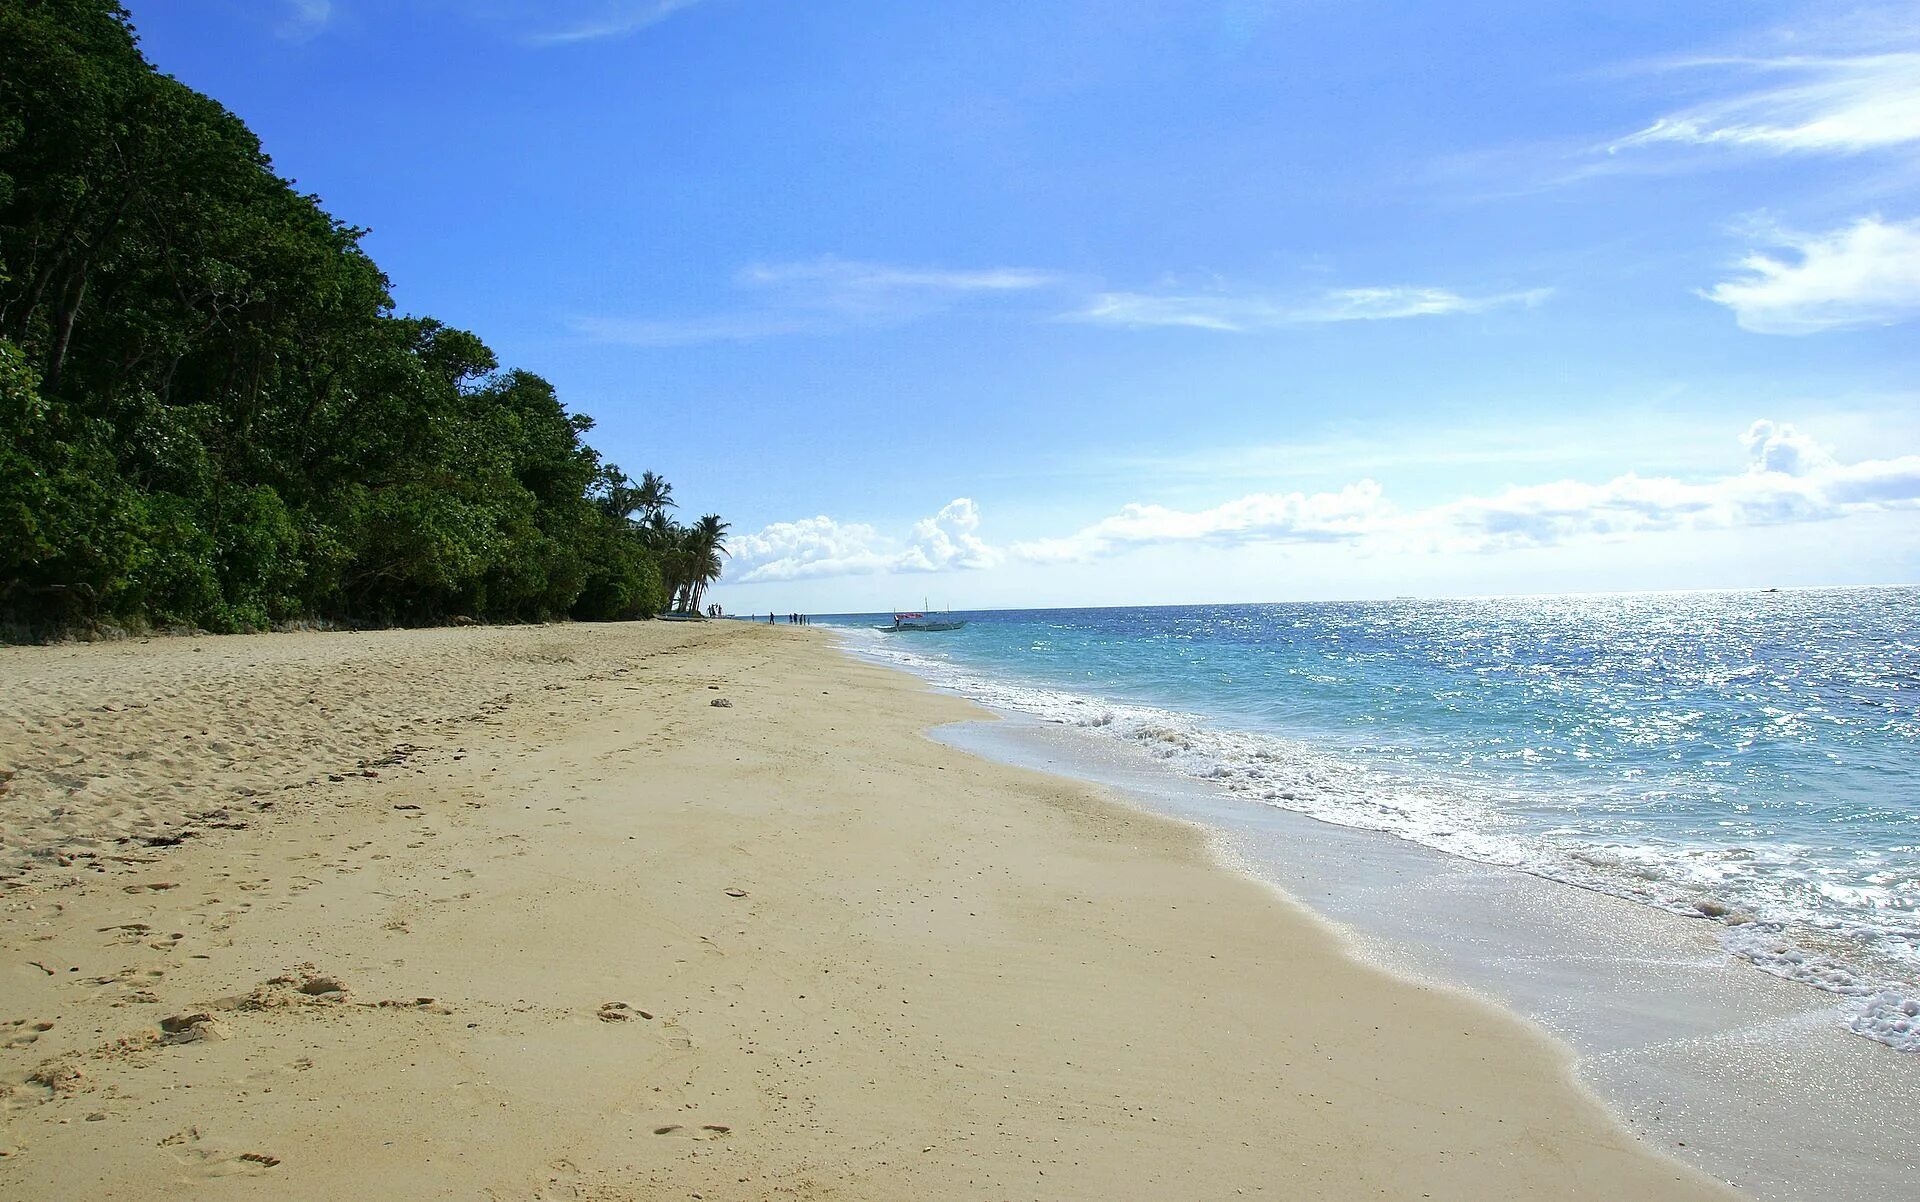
top-left (0, 621), bottom-right (1739, 1199)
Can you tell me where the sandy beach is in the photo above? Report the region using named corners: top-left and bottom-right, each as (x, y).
top-left (0, 621), bottom-right (1739, 1199)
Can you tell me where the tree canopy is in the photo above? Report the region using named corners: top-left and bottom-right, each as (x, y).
top-left (0, 0), bottom-right (724, 637)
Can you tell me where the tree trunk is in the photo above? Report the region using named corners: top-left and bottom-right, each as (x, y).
top-left (43, 269), bottom-right (88, 393)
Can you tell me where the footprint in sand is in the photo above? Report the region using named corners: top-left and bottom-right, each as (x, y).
top-left (159, 1128), bottom-right (282, 1176)
top-left (596, 1001), bottom-right (654, 1023)
top-left (649, 1123), bottom-right (733, 1139)
top-left (2, 1019), bottom-right (55, 1049)
top-left (22, 1059), bottom-right (87, 1100)
top-left (89, 967), bottom-right (167, 1006)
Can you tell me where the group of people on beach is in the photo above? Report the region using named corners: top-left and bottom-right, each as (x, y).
top-left (769, 612), bottom-right (810, 625)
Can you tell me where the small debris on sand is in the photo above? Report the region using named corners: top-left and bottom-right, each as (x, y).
top-left (159, 1013), bottom-right (230, 1044)
top-left (27, 1061), bottom-right (85, 1095)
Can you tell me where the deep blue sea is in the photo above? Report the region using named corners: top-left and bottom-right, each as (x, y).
top-left (819, 588), bottom-right (1920, 1048)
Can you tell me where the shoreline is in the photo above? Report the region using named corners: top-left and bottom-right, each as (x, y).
top-left (931, 712), bottom-right (1918, 1202)
top-left (2, 621), bottom-right (1735, 1198)
top-left (826, 604), bottom-right (1919, 1053)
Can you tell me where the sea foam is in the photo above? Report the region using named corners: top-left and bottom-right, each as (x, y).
top-left (833, 606), bottom-right (1920, 1051)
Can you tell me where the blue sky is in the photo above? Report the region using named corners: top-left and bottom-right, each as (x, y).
top-left (129, 0), bottom-right (1920, 610)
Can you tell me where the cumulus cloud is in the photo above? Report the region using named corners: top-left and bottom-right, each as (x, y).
top-left (1610, 53), bottom-right (1920, 156)
top-left (899, 499), bottom-right (1000, 572)
top-left (1013, 422), bottom-right (1920, 563)
top-left (1704, 216), bottom-right (1920, 334)
top-left (1068, 286), bottom-right (1549, 331)
top-left (1742, 417), bottom-right (1836, 475)
top-left (1388, 420), bottom-right (1920, 549)
top-left (731, 423), bottom-right (1918, 583)
top-left (730, 499), bottom-right (1001, 584)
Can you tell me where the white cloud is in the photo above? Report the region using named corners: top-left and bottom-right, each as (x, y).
top-left (1611, 53), bottom-right (1920, 156)
top-left (730, 499), bottom-right (1001, 584)
top-left (1704, 216), bottom-right (1920, 334)
top-left (1309, 287), bottom-right (1553, 321)
top-left (582, 263), bottom-right (1548, 346)
top-left (740, 259), bottom-right (1059, 296)
top-left (1396, 419), bottom-right (1920, 549)
top-left (1015, 421), bottom-right (1920, 562)
top-left (1068, 286), bottom-right (1549, 331)
top-left (736, 257), bottom-right (1059, 323)
top-left (899, 499), bottom-right (1000, 572)
top-left (1742, 417), bottom-right (1836, 476)
top-left (728, 516), bottom-right (891, 582)
top-left (1015, 482), bottom-right (1393, 564)
top-left (1071, 292), bottom-right (1258, 331)
top-left (574, 257), bottom-right (1058, 346)
top-left (277, 0), bottom-right (332, 40)
top-left (527, 0), bottom-right (710, 46)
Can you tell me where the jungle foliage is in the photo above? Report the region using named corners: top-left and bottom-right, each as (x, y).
top-left (1, 0), bottom-right (724, 638)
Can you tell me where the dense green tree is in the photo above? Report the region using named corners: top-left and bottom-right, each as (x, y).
top-left (0, 0), bottom-right (705, 637)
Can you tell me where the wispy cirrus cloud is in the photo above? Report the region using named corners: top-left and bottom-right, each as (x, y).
top-left (1015, 482), bottom-right (1393, 563)
top-left (1453, 13), bottom-right (1920, 191)
top-left (277, 0), bottom-right (333, 41)
top-left (1012, 421), bottom-right (1920, 562)
top-left (525, 0), bottom-right (712, 46)
top-left (736, 258), bottom-right (1060, 323)
top-left (1704, 215), bottom-right (1920, 334)
top-left (1608, 52), bottom-right (1920, 158)
top-left (730, 499), bottom-right (1000, 584)
top-left (574, 256), bottom-right (1060, 346)
top-left (739, 260), bottom-right (1059, 295)
top-left (1067, 285), bottom-right (1551, 331)
top-left (579, 261), bottom-right (1548, 346)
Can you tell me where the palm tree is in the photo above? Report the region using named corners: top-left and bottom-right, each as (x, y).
top-left (626, 504), bottom-right (723, 617)
top-left (646, 517), bottom-right (691, 613)
top-left (595, 469), bottom-right (676, 528)
top-left (685, 514), bottom-right (730, 613)
top-left (634, 471), bottom-right (675, 522)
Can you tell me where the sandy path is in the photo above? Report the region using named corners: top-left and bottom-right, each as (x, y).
top-left (0, 622), bottom-right (1738, 1199)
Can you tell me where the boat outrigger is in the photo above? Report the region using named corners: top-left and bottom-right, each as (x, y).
top-left (877, 610), bottom-right (967, 633)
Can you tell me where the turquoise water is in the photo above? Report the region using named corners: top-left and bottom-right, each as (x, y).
top-left (821, 588), bottom-right (1920, 1047)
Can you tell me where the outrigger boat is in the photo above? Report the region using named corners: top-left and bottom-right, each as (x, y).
top-left (877, 610), bottom-right (966, 633)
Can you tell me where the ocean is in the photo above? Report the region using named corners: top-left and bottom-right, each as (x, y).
top-left (821, 588), bottom-right (1920, 1052)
